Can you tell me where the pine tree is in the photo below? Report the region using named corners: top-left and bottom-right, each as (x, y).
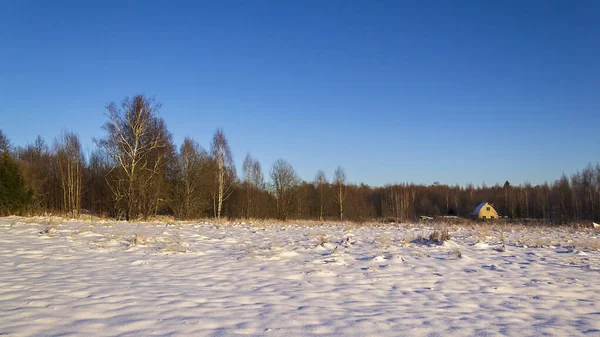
top-left (0, 153), bottom-right (32, 215)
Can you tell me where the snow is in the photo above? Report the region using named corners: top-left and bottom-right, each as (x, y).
top-left (1, 217), bottom-right (600, 336)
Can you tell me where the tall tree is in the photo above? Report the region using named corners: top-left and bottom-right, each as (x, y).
top-left (270, 159), bottom-right (300, 220)
top-left (175, 137), bottom-right (210, 219)
top-left (210, 129), bottom-right (236, 219)
top-left (251, 159), bottom-right (265, 218)
top-left (314, 170), bottom-right (327, 221)
top-left (251, 160), bottom-right (264, 190)
top-left (241, 153), bottom-right (265, 218)
top-left (96, 95), bottom-right (173, 220)
top-left (243, 153), bottom-right (254, 219)
top-left (0, 133), bottom-right (31, 215)
top-left (16, 136), bottom-right (59, 213)
top-left (334, 166), bottom-right (347, 221)
top-left (85, 149), bottom-right (111, 216)
top-left (0, 130), bottom-right (10, 154)
top-left (54, 131), bottom-right (84, 217)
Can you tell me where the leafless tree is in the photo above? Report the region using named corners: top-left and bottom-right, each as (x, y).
top-left (251, 161), bottom-right (264, 190)
top-left (334, 166), bottom-right (347, 221)
top-left (0, 130), bottom-right (10, 154)
top-left (16, 136), bottom-right (59, 213)
top-left (243, 153), bottom-right (253, 219)
top-left (54, 131), bottom-right (84, 217)
top-left (96, 95), bottom-right (172, 220)
top-left (176, 137), bottom-right (210, 219)
top-left (251, 159), bottom-right (265, 218)
top-left (242, 153), bottom-right (265, 218)
top-left (210, 129), bottom-right (236, 219)
top-left (314, 170), bottom-right (327, 221)
top-left (86, 149), bottom-right (111, 216)
top-left (8, 108), bottom-right (600, 223)
top-left (270, 159), bottom-right (300, 220)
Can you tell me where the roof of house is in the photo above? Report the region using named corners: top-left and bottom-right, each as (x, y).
top-left (473, 202), bottom-right (489, 215)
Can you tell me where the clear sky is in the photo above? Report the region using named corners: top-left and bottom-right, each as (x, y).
top-left (1, 0), bottom-right (598, 187)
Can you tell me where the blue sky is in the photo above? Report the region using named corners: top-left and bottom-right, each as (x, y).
top-left (1, 0), bottom-right (598, 187)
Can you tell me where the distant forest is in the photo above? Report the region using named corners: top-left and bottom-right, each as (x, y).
top-left (1, 95), bottom-right (599, 223)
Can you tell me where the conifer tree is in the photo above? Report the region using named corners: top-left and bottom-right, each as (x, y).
top-left (0, 152), bottom-right (32, 215)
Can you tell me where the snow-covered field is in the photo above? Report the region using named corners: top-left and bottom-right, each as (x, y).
top-left (1, 217), bottom-right (600, 337)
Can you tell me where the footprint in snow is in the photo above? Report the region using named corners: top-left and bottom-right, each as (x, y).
top-left (481, 264), bottom-right (502, 271)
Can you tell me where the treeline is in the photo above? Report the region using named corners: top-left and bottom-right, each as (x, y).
top-left (1, 94), bottom-right (599, 223)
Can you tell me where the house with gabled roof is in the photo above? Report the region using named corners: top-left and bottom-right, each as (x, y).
top-left (472, 202), bottom-right (498, 219)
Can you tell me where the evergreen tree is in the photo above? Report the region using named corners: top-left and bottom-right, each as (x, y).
top-left (0, 153), bottom-right (32, 215)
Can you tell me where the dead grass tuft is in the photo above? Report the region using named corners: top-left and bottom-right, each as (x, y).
top-left (375, 232), bottom-right (394, 248)
top-left (429, 228), bottom-right (450, 243)
top-left (574, 238), bottom-right (600, 251)
top-left (317, 235), bottom-right (328, 247)
top-left (156, 233), bottom-right (189, 253)
top-left (130, 233), bottom-right (149, 246)
top-left (39, 219), bottom-right (60, 237)
top-left (450, 248), bottom-right (462, 259)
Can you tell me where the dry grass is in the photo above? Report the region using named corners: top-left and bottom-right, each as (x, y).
top-left (574, 238), bottom-right (600, 251)
top-left (101, 229), bottom-right (191, 253)
top-left (210, 218), bottom-right (383, 229)
top-left (130, 233), bottom-right (149, 246)
top-left (145, 215), bottom-right (177, 223)
top-left (410, 231), bottom-right (431, 244)
top-left (496, 225), bottom-right (507, 251)
top-left (472, 223), bottom-right (494, 241)
top-left (155, 233), bottom-right (189, 253)
top-left (69, 223), bottom-right (94, 237)
top-left (518, 236), bottom-right (552, 248)
top-left (39, 218), bottom-right (60, 237)
top-left (374, 232), bottom-right (394, 248)
top-left (401, 235), bottom-right (413, 245)
top-left (429, 227), bottom-right (450, 243)
top-left (316, 235), bottom-right (328, 247)
top-left (450, 248), bottom-right (462, 259)
top-left (20, 215), bottom-right (600, 254)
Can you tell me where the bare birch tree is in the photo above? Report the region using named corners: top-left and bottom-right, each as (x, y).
top-left (96, 95), bottom-right (172, 220)
top-left (54, 131), bottom-right (84, 217)
top-left (176, 137), bottom-right (210, 219)
top-left (251, 161), bottom-right (264, 190)
top-left (0, 130), bottom-right (10, 154)
top-left (314, 170), bottom-right (327, 221)
top-left (251, 159), bottom-right (264, 218)
top-left (243, 153), bottom-right (253, 219)
top-left (334, 166), bottom-right (347, 221)
top-left (210, 129), bottom-right (236, 219)
top-left (242, 153), bottom-right (265, 218)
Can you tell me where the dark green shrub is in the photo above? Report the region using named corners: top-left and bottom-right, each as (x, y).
top-left (0, 153), bottom-right (32, 215)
